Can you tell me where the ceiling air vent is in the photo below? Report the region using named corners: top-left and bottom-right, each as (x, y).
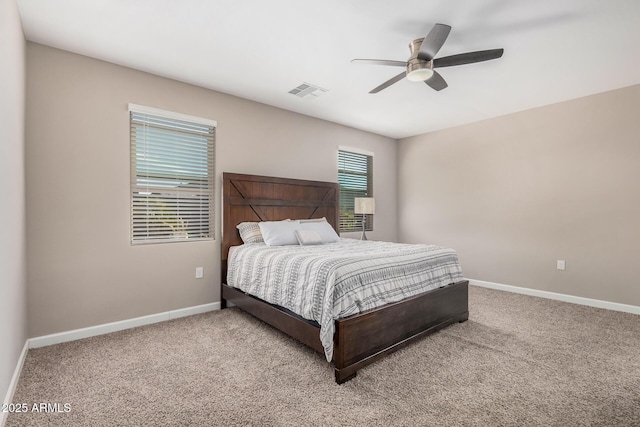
top-left (288, 82), bottom-right (328, 99)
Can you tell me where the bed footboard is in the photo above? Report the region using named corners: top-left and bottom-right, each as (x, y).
top-left (333, 280), bottom-right (468, 383)
top-left (223, 280), bottom-right (468, 384)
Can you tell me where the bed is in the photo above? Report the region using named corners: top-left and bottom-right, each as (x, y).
top-left (221, 172), bottom-right (469, 383)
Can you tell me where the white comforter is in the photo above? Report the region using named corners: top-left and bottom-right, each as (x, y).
top-left (227, 238), bottom-right (463, 361)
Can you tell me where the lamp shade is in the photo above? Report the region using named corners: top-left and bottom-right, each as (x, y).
top-left (354, 197), bottom-right (375, 215)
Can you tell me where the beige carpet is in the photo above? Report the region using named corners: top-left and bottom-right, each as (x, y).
top-left (7, 286), bottom-right (640, 426)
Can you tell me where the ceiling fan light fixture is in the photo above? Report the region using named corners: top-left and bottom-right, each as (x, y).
top-left (406, 58), bottom-right (434, 82)
top-left (406, 67), bottom-right (434, 82)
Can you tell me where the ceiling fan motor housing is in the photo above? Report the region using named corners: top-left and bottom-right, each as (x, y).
top-left (406, 38), bottom-right (434, 81)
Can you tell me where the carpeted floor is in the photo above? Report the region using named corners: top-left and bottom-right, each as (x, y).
top-left (7, 286), bottom-right (640, 426)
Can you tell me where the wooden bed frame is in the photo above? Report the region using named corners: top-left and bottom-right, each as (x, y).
top-left (221, 172), bottom-right (469, 383)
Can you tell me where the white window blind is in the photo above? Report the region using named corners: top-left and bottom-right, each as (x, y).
top-left (338, 149), bottom-right (373, 232)
top-left (130, 107), bottom-right (215, 244)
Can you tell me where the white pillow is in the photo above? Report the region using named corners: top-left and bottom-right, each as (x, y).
top-left (258, 220), bottom-right (299, 246)
top-left (299, 219), bottom-right (340, 243)
top-left (295, 229), bottom-right (323, 245)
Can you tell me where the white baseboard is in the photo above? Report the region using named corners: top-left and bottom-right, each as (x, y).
top-left (29, 302), bottom-right (220, 349)
top-left (1, 340), bottom-right (29, 427)
top-left (468, 278), bottom-right (640, 315)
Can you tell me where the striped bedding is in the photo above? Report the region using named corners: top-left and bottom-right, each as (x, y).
top-left (227, 238), bottom-right (463, 361)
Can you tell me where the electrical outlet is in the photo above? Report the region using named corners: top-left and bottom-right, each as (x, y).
top-left (195, 267), bottom-right (204, 279)
top-left (556, 260), bottom-right (566, 271)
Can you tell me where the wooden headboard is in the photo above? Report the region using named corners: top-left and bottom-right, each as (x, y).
top-left (221, 172), bottom-right (339, 281)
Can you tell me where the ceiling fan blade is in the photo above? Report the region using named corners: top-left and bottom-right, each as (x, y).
top-left (434, 48), bottom-right (504, 68)
top-left (417, 23), bottom-right (452, 61)
top-left (351, 59), bottom-right (407, 67)
top-left (369, 71), bottom-right (406, 94)
top-left (424, 70), bottom-right (448, 91)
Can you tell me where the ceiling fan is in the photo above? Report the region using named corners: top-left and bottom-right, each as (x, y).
top-left (352, 23), bottom-right (504, 93)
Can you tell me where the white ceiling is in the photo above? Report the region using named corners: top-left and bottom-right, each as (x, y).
top-left (16, 0), bottom-right (640, 139)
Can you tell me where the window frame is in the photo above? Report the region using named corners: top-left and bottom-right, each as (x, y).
top-left (129, 104), bottom-right (216, 245)
top-left (337, 147), bottom-right (374, 233)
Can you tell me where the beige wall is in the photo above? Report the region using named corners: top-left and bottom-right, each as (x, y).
top-left (398, 85), bottom-right (640, 306)
top-left (1, 0), bottom-right (27, 406)
top-left (25, 43), bottom-right (397, 337)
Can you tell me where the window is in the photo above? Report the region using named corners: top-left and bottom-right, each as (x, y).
top-left (129, 104), bottom-right (215, 244)
top-left (338, 148), bottom-right (373, 232)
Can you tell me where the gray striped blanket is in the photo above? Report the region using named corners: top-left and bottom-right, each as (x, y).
top-left (227, 238), bottom-right (463, 361)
